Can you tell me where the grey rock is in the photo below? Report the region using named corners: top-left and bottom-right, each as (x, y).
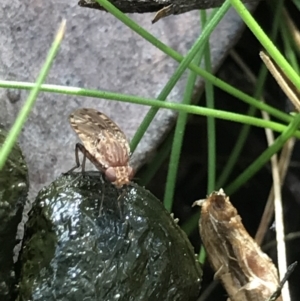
top-left (0, 1), bottom-right (256, 198)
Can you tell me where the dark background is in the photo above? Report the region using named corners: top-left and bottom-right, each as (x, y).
top-left (140, 1), bottom-right (300, 300)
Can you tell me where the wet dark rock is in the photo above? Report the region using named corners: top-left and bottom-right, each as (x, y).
top-left (0, 128), bottom-right (28, 301)
top-left (18, 172), bottom-right (202, 301)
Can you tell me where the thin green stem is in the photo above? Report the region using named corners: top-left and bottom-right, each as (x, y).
top-left (92, 0), bottom-right (294, 131)
top-left (280, 18), bottom-right (299, 74)
top-left (216, 0), bottom-right (284, 188)
top-left (201, 10), bottom-right (216, 194)
top-left (137, 132), bottom-right (174, 186)
top-left (0, 70), bottom-right (294, 128)
top-left (291, 0), bottom-right (300, 10)
top-left (184, 114), bottom-right (300, 236)
top-left (198, 244), bottom-right (207, 265)
top-left (225, 114), bottom-right (300, 194)
top-left (0, 21), bottom-right (66, 170)
top-left (199, 9), bottom-right (215, 265)
top-left (163, 48), bottom-right (203, 212)
top-left (182, 211), bottom-right (200, 236)
top-left (1, 81), bottom-right (298, 139)
top-left (130, 5), bottom-right (229, 152)
top-left (230, 0), bottom-right (300, 91)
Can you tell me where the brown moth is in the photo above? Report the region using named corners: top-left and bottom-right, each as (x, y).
top-left (68, 108), bottom-right (134, 188)
top-left (193, 189), bottom-right (281, 301)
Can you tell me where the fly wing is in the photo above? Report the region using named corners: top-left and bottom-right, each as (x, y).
top-left (69, 108), bottom-right (131, 167)
top-left (69, 109), bottom-right (99, 145)
top-left (87, 109), bottom-right (131, 155)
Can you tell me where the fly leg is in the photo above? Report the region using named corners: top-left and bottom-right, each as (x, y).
top-left (64, 143), bottom-right (88, 174)
top-left (116, 186), bottom-right (129, 220)
top-left (98, 176), bottom-right (106, 217)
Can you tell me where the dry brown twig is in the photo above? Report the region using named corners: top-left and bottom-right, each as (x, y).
top-left (259, 50), bottom-right (300, 301)
top-left (228, 51), bottom-right (295, 249)
top-left (78, 0), bottom-right (261, 23)
top-left (229, 49), bottom-right (300, 301)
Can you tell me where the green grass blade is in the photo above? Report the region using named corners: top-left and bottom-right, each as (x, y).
top-left (93, 0), bottom-right (294, 131)
top-left (130, 4), bottom-right (230, 152)
top-left (199, 9), bottom-right (215, 265)
top-left (183, 114), bottom-right (300, 236)
top-left (137, 132), bottom-right (174, 186)
top-left (163, 46), bottom-right (203, 212)
top-left (0, 81), bottom-right (299, 137)
top-left (182, 211), bottom-right (200, 236)
top-left (230, 0), bottom-right (300, 90)
top-left (280, 18), bottom-right (300, 74)
top-left (216, 0), bottom-right (284, 188)
top-left (0, 74), bottom-right (294, 127)
top-left (291, 0), bottom-right (300, 10)
top-left (201, 10), bottom-right (216, 194)
top-left (225, 114), bottom-right (300, 194)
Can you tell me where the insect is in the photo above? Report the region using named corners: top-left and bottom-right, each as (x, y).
top-left (68, 108), bottom-right (134, 188)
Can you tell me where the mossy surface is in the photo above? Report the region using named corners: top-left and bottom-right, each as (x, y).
top-left (18, 172), bottom-right (202, 301)
top-left (0, 127), bottom-right (28, 300)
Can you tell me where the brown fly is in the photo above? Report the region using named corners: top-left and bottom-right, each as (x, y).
top-left (68, 108), bottom-right (134, 188)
